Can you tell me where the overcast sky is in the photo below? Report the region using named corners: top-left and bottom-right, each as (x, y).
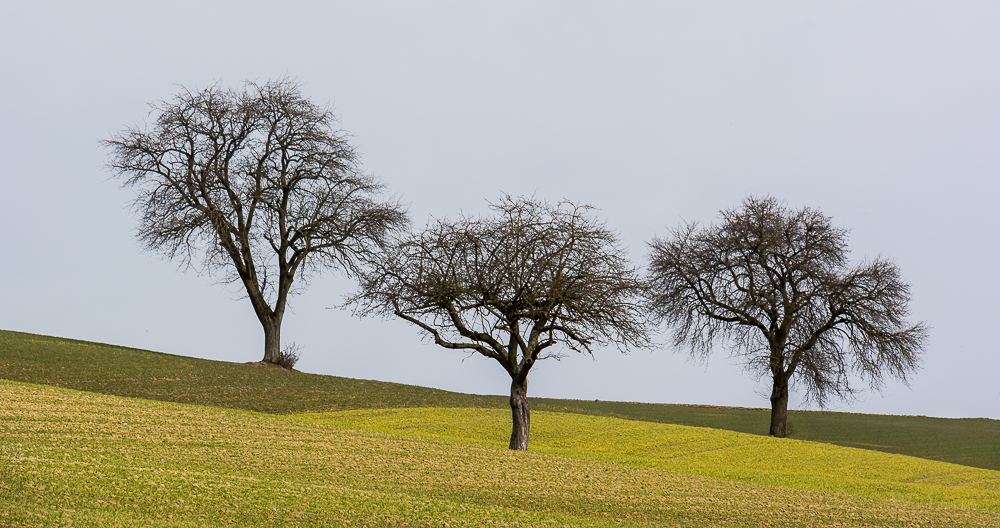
top-left (2, 1), bottom-right (998, 420)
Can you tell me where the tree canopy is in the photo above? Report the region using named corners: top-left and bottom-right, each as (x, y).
top-left (647, 196), bottom-right (928, 437)
top-left (349, 196), bottom-right (654, 450)
top-left (105, 79), bottom-right (408, 365)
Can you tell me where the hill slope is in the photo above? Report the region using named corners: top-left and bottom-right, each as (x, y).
top-left (3, 329), bottom-right (998, 471)
top-left (298, 407), bottom-right (1000, 512)
top-left (3, 380), bottom-right (997, 527)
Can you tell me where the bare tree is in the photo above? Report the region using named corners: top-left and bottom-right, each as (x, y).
top-left (349, 196), bottom-right (654, 450)
top-left (647, 196), bottom-right (928, 437)
top-left (105, 79), bottom-right (408, 365)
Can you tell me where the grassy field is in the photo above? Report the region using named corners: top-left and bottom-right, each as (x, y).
top-left (3, 328), bottom-right (998, 472)
top-left (298, 407), bottom-right (1000, 511)
top-left (4, 380), bottom-right (998, 527)
top-left (0, 329), bottom-right (504, 412)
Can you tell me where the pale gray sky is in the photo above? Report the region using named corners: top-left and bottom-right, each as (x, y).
top-left (2, 1), bottom-right (998, 420)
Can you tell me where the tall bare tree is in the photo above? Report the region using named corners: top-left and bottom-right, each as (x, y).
top-left (647, 196), bottom-right (928, 437)
top-left (105, 79), bottom-right (408, 365)
top-left (349, 196), bottom-right (654, 450)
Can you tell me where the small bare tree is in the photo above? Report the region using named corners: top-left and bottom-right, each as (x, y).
top-left (349, 196), bottom-right (654, 450)
top-left (105, 79), bottom-right (408, 365)
top-left (647, 196), bottom-right (928, 437)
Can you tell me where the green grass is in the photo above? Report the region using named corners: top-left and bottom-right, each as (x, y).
top-left (534, 400), bottom-right (1000, 471)
top-left (297, 407), bottom-right (1000, 512)
top-left (4, 380), bottom-right (998, 527)
top-left (3, 328), bottom-right (999, 472)
top-left (0, 329), bottom-right (505, 413)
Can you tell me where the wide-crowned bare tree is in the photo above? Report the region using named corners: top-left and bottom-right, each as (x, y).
top-left (105, 79), bottom-right (408, 365)
top-left (349, 196), bottom-right (654, 450)
top-left (647, 196), bottom-right (928, 437)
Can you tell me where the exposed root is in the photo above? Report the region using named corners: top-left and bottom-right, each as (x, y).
top-left (240, 361), bottom-right (299, 372)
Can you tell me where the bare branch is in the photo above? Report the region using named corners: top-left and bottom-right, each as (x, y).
top-left (647, 195), bottom-right (928, 437)
top-left (348, 195), bottom-right (655, 450)
top-left (105, 78), bottom-right (409, 364)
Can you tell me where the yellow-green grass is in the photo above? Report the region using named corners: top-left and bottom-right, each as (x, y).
top-left (535, 400), bottom-right (1000, 471)
top-left (296, 407), bottom-right (1000, 513)
top-left (4, 380), bottom-right (997, 527)
top-left (4, 328), bottom-right (1000, 472)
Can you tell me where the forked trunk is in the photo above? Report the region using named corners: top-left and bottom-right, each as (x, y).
top-left (769, 374), bottom-right (789, 437)
top-left (509, 376), bottom-right (530, 451)
top-left (262, 317), bottom-right (281, 364)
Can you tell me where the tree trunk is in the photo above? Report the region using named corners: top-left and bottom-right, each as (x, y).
top-left (769, 374), bottom-right (789, 437)
top-left (261, 317), bottom-right (281, 364)
top-left (509, 376), bottom-right (530, 451)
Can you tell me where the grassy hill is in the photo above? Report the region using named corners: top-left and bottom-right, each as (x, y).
top-left (4, 380), bottom-right (998, 527)
top-left (2, 328), bottom-right (999, 472)
top-left (299, 407), bottom-right (1000, 510)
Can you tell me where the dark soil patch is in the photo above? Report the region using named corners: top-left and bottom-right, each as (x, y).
top-left (241, 361), bottom-right (299, 372)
